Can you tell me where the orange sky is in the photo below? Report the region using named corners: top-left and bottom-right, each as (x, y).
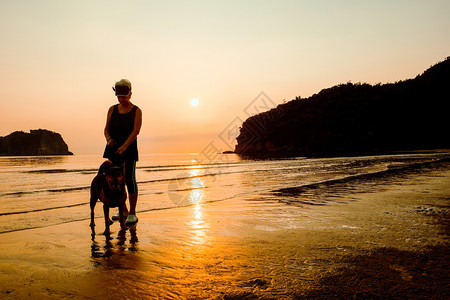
top-left (0, 1), bottom-right (449, 154)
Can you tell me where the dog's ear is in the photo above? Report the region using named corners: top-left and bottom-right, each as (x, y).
top-left (100, 160), bottom-right (113, 175)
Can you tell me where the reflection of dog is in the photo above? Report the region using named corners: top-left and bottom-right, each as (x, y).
top-left (89, 160), bottom-right (127, 235)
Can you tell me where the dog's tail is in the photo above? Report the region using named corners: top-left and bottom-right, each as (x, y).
top-left (98, 160), bottom-right (113, 175)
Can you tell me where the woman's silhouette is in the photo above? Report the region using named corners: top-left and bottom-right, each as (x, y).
top-left (103, 79), bottom-right (142, 225)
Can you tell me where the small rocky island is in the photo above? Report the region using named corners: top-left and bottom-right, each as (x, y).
top-left (0, 129), bottom-right (73, 156)
top-left (235, 57), bottom-right (450, 157)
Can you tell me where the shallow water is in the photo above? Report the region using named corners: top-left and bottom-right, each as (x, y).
top-left (0, 152), bottom-right (449, 233)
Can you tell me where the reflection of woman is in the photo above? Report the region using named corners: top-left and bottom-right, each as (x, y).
top-left (103, 79), bottom-right (142, 225)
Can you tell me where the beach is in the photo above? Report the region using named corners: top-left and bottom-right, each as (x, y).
top-left (2, 1), bottom-right (449, 299)
top-left (0, 158), bottom-right (448, 299)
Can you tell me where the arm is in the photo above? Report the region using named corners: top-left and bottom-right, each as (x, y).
top-left (104, 106), bottom-right (116, 147)
top-left (116, 107), bottom-right (142, 155)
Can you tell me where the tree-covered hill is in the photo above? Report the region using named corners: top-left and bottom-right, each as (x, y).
top-left (0, 129), bottom-right (73, 156)
top-left (235, 57), bottom-right (450, 157)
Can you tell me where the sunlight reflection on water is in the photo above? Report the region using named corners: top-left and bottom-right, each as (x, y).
top-left (186, 169), bottom-right (209, 245)
top-left (168, 167), bottom-right (206, 206)
top-left (188, 203), bottom-right (209, 245)
top-left (187, 169), bottom-right (204, 205)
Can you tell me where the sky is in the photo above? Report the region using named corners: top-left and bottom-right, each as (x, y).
top-left (0, 0), bottom-right (449, 154)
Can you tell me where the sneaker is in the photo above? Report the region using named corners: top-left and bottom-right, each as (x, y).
top-left (112, 211), bottom-right (128, 221)
top-left (125, 214), bottom-right (138, 225)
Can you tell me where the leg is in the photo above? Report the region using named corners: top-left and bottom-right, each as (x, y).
top-left (103, 203), bottom-right (110, 235)
top-left (119, 198), bottom-right (126, 229)
top-left (129, 193), bottom-right (138, 215)
top-left (89, 197), bottom-right (96, 228)
top-left (89, 178), bottom-right (98, 228)
top-left (125, 160), bottom-right (138, 216)
top-left (112, 202), bottom-right (127, 221)
top-left (123, 202), bottom-right (129, 215)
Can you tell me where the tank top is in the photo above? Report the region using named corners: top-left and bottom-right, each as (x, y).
top-left (103, 104), bottom-right (139, 162)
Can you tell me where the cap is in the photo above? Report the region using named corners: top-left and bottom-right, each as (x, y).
top-left (112, 79), bottom-right (132, 96)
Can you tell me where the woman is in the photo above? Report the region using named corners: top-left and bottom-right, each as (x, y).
top-left (103, 79), bottom-right (142, 225)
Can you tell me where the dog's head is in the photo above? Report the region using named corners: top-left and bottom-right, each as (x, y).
top-left (105, 165), bottom-right (125, 191)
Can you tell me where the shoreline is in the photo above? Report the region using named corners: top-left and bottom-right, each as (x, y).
top-left (0, 167), bottom-right (448, 298)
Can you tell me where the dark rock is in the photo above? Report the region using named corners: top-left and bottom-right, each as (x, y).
top-left (222, 150), bottom-right (235, 154)
top-left (0, 129), bottom-right (73, 156)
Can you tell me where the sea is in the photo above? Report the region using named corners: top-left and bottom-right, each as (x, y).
top-left (0, 152), bottom-right (449, 234)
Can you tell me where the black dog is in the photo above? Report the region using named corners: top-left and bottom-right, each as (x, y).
top-left (89, 160), bottom-right (127, 235)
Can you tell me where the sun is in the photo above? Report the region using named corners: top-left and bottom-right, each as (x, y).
top-left (190, 98), bottom-right (199, 107)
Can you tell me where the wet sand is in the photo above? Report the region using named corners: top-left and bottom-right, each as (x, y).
top-left (0, 168), bottom-right (449, 299)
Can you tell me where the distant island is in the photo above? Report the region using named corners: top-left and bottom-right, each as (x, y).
top-left (222, 150), bottom-right (235, 154)
top-left (0, 129), bottom-right (73, 156)
top-left (235, 57), bottom-right (450, 157)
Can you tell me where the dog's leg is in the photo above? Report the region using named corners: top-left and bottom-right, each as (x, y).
top-left (89, 196), bottom-right (96, 228)
top-left (89, 178), bottom-right (98, 229)
top-left (90, 197), bottom-right (97, 239)
top-left (119, 199), bottom-right (126, 230)
top-left (103, 203), bottom-right (110, 236)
